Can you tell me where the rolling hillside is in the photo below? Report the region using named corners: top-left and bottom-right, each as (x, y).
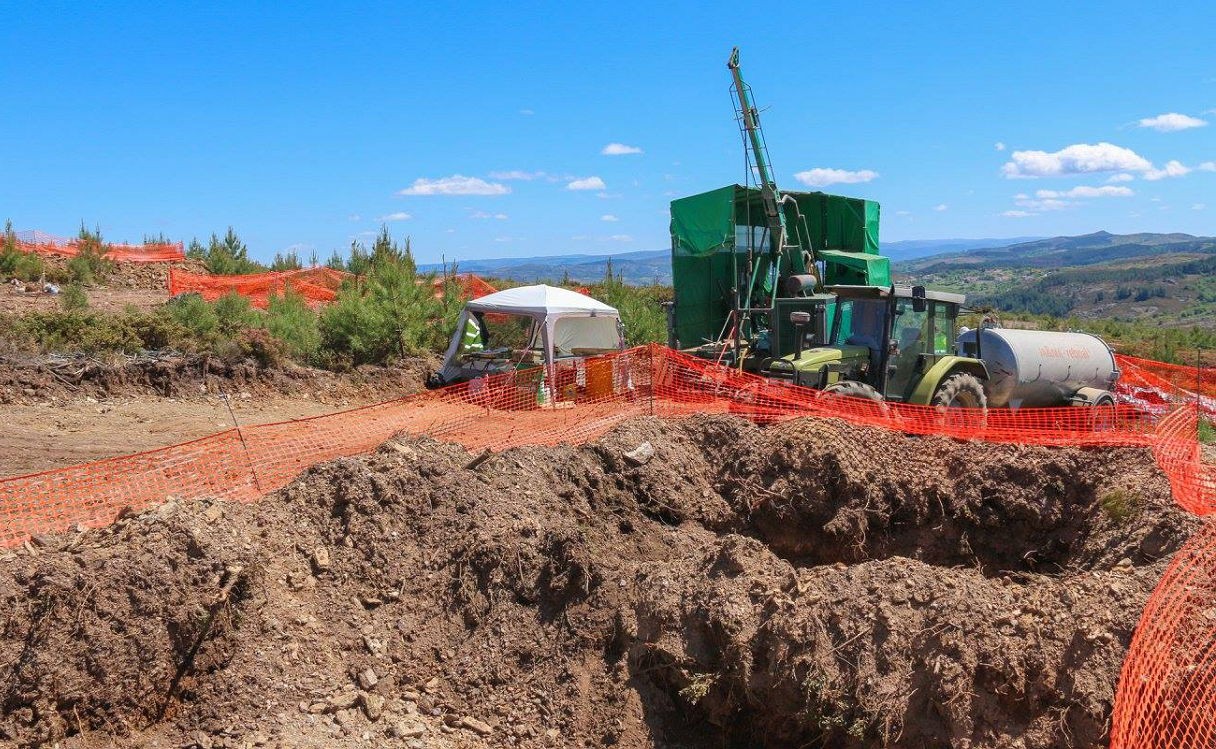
top-left (895, 231), bottom-right (1216, 327)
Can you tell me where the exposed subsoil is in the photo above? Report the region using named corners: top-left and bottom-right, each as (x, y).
top-left (0, 352), bottom-right (436, 406)
top-left (0, 415), bottom-right (1197, 748)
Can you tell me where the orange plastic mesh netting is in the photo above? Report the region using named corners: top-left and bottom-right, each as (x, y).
top-left (11, 238), bottom-right (185, 263)
top-left (168, 268), bottom-right (497, 308)
top-left (168, 266), bottom-right (351, 308)
top-left (0, 345), bottom-right (1213, 748)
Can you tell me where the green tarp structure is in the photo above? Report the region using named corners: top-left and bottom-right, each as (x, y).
top-left (669, 184), bottom-right (888, 348)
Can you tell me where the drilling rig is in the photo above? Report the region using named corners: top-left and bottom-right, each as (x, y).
top-left (667, 47), bottom-right (890, 372)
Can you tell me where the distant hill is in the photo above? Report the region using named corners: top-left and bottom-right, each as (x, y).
top-left (881, 236), bottom-right (1045, 261)
top-left (895, 231), bottom-right (1216, 326)
top-left (421, 249), bottom-right (670, 285)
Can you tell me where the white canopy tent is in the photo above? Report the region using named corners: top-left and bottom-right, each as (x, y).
top-left (436, 285), bottom-right (624, 385)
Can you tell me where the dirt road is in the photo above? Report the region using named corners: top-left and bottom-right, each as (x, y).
top-left (0, 394), bottom-right (363, 477)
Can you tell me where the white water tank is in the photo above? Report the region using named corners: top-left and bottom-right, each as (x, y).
top-left (956, 328), bottom-right (1119, 408)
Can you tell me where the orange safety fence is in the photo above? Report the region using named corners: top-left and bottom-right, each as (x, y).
top-left (433, 273), bottom-right (497, 299)
top-left (10, 238), bottom-right (186, 263)
top-left (0, 345), bottom-right (1213, 747)
top-left (168, 268), bottom-right (497, 309)
top-left (168, 266), bottom-right (351, 308)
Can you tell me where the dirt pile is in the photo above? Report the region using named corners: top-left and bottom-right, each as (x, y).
top-left (0, 415), bottom-right (1196, 748)
top-left (0, 352), bottom-right (437, 406)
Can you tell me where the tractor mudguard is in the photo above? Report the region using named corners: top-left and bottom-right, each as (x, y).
top-left (906, 356), bottom-right (989, 406)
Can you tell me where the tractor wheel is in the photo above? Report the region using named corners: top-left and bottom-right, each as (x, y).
top-left (931, 373), bottom-right (987, 434)
top-left (823, 380), bottom-right (884, 402)
top-left (820, 380), bottom-right (889, 420)
top-left (931, 373), bottom-right (988, 410)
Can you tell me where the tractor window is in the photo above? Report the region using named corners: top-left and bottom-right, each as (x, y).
top-left (932, 302), bottom-right (954, 355)
top-left (887, 298), bottom-right (930, 399)
top-left (831, 298), bottom-right (888, 355)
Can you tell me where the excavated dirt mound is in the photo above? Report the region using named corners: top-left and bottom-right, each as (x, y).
top-left (0, 352), bottom-right (437, 406)
top-left (0, 415), bottom-right (1197, 748)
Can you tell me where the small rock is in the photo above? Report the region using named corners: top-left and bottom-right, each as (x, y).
top-left (622, 441), bottom-right (654, 466)
top-left (460, 716), bottom-right (493, 736)
top-left (203, 505), bottom-right (224, 523)
top-left (361, 691), bottom-right (386, 721)
top-left (423, 677), bottom-right (440, 694)
top-left (328, 690), bottom-right (360, 710)
top-left (312, 547), bottom-right (331, 571)
top-left (391, 721), bottom-right (426, 739)
top-left (357, 667), bottom-right (379, 690)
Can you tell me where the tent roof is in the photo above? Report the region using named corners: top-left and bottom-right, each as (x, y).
top-left (464, 284), bottom-right (619, 317)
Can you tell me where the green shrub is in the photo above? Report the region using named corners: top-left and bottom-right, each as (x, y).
top-left (188, 227), bottom-right (266, 275)
top-left (164, 293), bottom-right (220, 344)
top-left (267, 288), bottom-right (320, 361)
top-left (66, 224), bottom-right (113, 285)
top-left (271, 250), bottom-right (303, 271)
top-left (212, 290), bottom-right (260, 337)
top-left (1200, 418), bottom-right (1215, 445)
top-left (318, 229), bottom-right (442, 365)
top-left (60, 284), bottom-right (88, 311)
top-left (1100, 488), bottom-right (1143, 523)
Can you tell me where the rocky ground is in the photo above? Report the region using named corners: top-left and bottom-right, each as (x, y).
top-left (0, 415), bottom-right (1198, 748)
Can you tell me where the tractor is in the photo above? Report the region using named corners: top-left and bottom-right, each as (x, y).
top-left (765, 284), bottom-right (989, 407)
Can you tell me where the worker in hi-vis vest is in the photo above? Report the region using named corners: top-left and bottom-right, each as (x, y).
top-left (461, 315), bottom-right (485, 354)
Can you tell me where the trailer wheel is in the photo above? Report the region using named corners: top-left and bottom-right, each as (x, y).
top-left (931, 373), bottom-right (988, 410)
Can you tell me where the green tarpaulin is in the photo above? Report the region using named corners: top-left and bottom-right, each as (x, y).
top-left (668, 184), bottom-right (886, 348)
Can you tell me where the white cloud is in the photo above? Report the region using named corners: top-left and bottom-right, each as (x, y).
top-left (1003, 210), bottom-right (1035, 218)
top-left (519, 109), bottom-right (534, 116)
top-left (1106, 173), bottom-right (1135, 183)
top-left (1194, 203), bottom-right (1207, 211)
top-left (1198, 161), bottom-right (1216, 172)
top-left (1001, 142), bottom-right (1152, 178)
top-left (489, 170), bottom-right (545, 181)
top-left (793, 168), bottom-right (879, 187)
top-left (895, 210), bottom-right (912, 216)
top-left (1144, 160), bottom-right (1191, 180)
top-left (600, 214), bottom-right (619, 222)
top-left (596, 191), bottom-right (620, 199)
top-left (1137, 113), bottom-right (1208, 132)
top-left (347, 213), bottom-right (362, 221)
top-left (469, 211), bottom-right (509, 220)
top-left (1014, 196), bottom-right (1069, 211)
top-left (607, 234), bottom-right (633, 242)
top-left (567, 176), bottom-right (606, 191)
top-left (1035, 185), bottom-right (1134, 199)
top-left (994, 142), bottom-right (1006, 151)
top-left (933, 204), bottom-right (948, 212)
top-left (601, 142), bottom-right (643, 155)
top-left (445, 229), bottom-right (456, 234)
top-left (398, 175), bottom-right (509, 196)
top-left (376, 212), bottom-right (412, 221)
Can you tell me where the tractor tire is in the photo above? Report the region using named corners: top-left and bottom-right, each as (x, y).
top-left (822, 380), bottom-right (884, 402)
top-left (931, 373), bottom-right (988, 410)
top-left (820, 380), bottom-right (889, 420)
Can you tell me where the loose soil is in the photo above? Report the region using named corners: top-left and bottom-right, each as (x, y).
top-left (0, 415), bottom-right (1197, 748)
top-left (0, 353), bottom-right (436, 476)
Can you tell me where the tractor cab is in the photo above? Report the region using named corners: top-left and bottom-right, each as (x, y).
top-left (766, 285), bottom-right (989, 407)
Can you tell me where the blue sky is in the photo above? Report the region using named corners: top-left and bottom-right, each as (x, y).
top-left (2, 2), bottom-right (1214, 264)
